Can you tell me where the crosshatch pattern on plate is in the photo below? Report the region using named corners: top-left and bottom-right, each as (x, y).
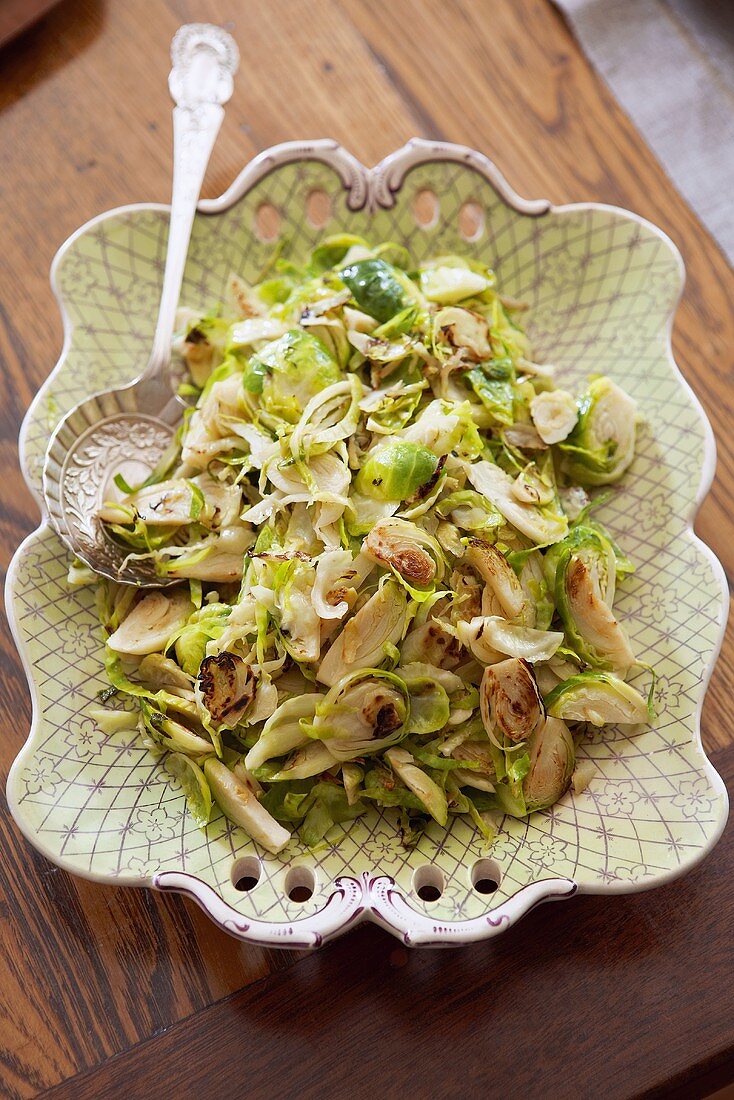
top-left (11, 149), bottom-right (726, 929)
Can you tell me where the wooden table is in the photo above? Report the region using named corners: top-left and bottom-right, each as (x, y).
top-left (1, 2), bottom-right (732, 1096)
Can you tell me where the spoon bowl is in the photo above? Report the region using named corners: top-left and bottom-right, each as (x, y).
top-left (43, 380), bottom-right (181, 585)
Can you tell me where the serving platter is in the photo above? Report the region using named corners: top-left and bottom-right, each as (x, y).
top-left (6, 139), bottom-right (728, 947)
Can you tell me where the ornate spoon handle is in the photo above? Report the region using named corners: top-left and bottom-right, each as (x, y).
top-left (145, 23), bottom-right (239, 377)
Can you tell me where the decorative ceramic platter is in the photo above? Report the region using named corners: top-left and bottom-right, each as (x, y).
top-left (7, 139), bottom-right (728, 948)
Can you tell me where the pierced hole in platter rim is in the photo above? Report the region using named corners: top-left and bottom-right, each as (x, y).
top-left (285, 865), bottom-right (316, 903)
top-left (231, 855), bottom-right (261, 892)
top-left (471, 858), bottom-right (501, 895)
top-left (412, 865), bottom-right (444, 903)
top-left (306, 188), bottom-right (332, 229)
top-left (413, 188), bottom-right (439, 229)
top-left (254, 201), bottom-right (281, 242)
top-left (458, 199), bottom-right (485, 242)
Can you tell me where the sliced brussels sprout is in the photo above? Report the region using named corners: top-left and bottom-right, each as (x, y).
top-left (436, 520), bottom-right (465, 557)
top-left (529, 389), bottom-right (578, 444)
top-left (142, 705), bottom-right (214, 756)
top-left (534, 661), bottom-right (564, 696)
top-left (106, 588), bottom-right (193, 657)
top-left (179, 326), bottom-right (219, 389)
top-left (560, 377), bottom-right (638, 485)
top-left (68, 558), bottom-right (97, 587)
top-left (173, 602), bottom-right (231, 676)
top-left (454, 770), bottom-right (496, 793)
top-left (437, 717), bottom-right (481, 756)
top-left (503, 422), bottom-right (547, 451)
top-left (355, 440), bottom-right (438, 502)
top-left (511, 464), bottom-right (555, 506)
top-left (310, 669), bottom-right (410, 759)
top-left (137, 653), bottom-right (193, 692)
top-left (571, 759), bottom-right (596, 795)
top-left (362, 771), bottom-right (428, 814)
top-left (244, 694), bottom-right (324, 771)
top-left (166, 526), bottom-right (254, 583)
top-left (246, 329), bottom-right (342, 424)
top-left (158, 719), bottom-right (214, 756)
top-left (545, 671), bottom-right (649, 726)
top-left (455, 616), bottom-right (504, 665)
top-left (547, 528), bottom-right (635, 673)
top-left (266, 451), bottom-right (350, 508)
top-left (475, 617), bottom-right (564, 662)
top-left (451, 739), bottom-right (496, 776)
top-left (249, 676), bottom-right (279, 725)
top-left (88, 706), bottom-right (139, 734)
top-left (99, 478), bottom-right (195, 528)
top-left (559, 485), bottom-right (591, 521)
top-left (360, 375), bottom-right (427, 436)
top-left (363, 518), bottom-right (445, 600)
top-left (165, 753), bottom-right (212, 827)
top-left (402, 398), bottom-right (483, 459)
top-left (434, 306), bottom-right (491, 361)
top-left (303, 317), bottom-right (352, 371)
top-left (543, 652), bottom-right (586, 689)
top-left (227, 272), bottom-right (269, 318)
top-left (400, 620), bottom-right (463, 669)
top-left (317, 580), bottom-right (409, 687)
top-left (312, 549), bottom-right (363, 620)
top-left (522, 716), bottom-right (575, 812)
top-left (517, 550), bottom-right (554, 631)
top-left (196, 652), bottom-right (255, 728)
top-left (180, 371), bottom-right (245, 472)
top-left (385, 747), bottom-right (448, 825)
top-left (277, 560), bottom-right (321, 663)
top-left (345, 492), bottom-right (401, 538)
top-left (310, 233), bottom-right (370, 270)
top-left (342, 762), bottom-right (364, 805)
top-left (364, 518), bottom-right (436, 587)
top-left (420, 265), bottom-right (491, 304)
top-left (288, 375), bottom-right (362, 460)
top-left (399, 661), bottom-right (464, 695)
top-left (347, 329), bottom-right (415, 367)
top-left (466, 460), bottom-right (568, 545)
top-left (204, 758), bottom-right (291, 854)
top-left (266, 741), bottom-right (337, 781)
top-left (450, 565), bottom-right (484, 622)
top-left (544, 522), bottom-right (627, 608)
top-left (464, 359), bottom-right (516, 426)
top-left (344, 304), bottom-right (379, 333)
top-left (401, 670), bottom-right (451, 734)
top-left (565, 555), bottom-right (634, 671)
top-left (296, 779), bottom-right (368, 846)
top-left (229, 316), bottom-right (290, 347)
top-left (480, 658), bottom-right (545, 743)
top-left (436, 490), bottom-right (504, 534)
top-left (339, 258), bottom-right (408, 323)
top-left (491, 780), bottom-right (528, 818)
top-left (104, 649), bottom-right (198, 721)
top-left (463, 538), bottom-right (531, 624)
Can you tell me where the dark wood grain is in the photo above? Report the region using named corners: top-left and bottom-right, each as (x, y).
top-left (0, 0), bottom-right (732, 1096)
top-left (44, 745), bottom-right (734, 1100)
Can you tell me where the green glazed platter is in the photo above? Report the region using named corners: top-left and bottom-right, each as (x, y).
top-left (7, 140), bottom-right (728, 947)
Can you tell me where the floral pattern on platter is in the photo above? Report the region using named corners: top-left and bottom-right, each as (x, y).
top-left (6, 139), bottom-right (729, 948)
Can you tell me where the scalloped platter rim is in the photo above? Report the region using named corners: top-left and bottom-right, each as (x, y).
top-left (6, 138), bottom-right (729, 949)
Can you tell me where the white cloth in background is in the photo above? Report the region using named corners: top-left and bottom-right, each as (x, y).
top-left (552, 0), bottom-right (734, 266)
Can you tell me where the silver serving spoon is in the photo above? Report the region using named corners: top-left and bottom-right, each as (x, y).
top-left (43, 23), bottom-right (239, 586)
